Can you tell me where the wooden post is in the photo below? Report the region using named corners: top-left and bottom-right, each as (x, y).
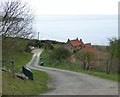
top-left (11, 60), bottom-right (16, 78)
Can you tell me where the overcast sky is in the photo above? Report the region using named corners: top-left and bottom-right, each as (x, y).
top-left (26, 0), bottom-right (119, 15)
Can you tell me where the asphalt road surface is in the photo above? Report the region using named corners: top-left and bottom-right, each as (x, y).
top-left (27, 49), bottom-right (118, 95)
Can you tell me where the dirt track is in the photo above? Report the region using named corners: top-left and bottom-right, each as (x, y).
top-left (27, 49), bottom-right (118, 95)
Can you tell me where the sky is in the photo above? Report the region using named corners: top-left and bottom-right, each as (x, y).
top-left (27, 0), bottom-right (119, 15)
top-left (24, 0), bottom-right (119, 45)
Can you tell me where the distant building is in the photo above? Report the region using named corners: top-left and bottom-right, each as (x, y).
top-left (64, 38), bottom-right (83, 52)
top-left (64, 38), bottom-right (97, 53)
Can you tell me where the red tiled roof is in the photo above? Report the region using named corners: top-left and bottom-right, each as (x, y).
top-left (69, 39), bottom-right (84, 47)
top-left (83, 44), bottom-right (97, 52)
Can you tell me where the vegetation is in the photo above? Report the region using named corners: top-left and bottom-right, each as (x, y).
top-left (75, 51), bottom-right (96, 70)
top-left (53, 43), bottom-right (62, 49)
top-left (2, 37), bottom-right (32, 71)
top-left (40, 47), bottom-right (71, 66)
top-left (93, 39), bottom-right (119, 74)
top-left (108, 38), bottom-right (119, 59)
top-left (40, 42), bottom-right (118, 81)
top-left (0, 0), bottom-right (34, 38)
top-left (41, 50), bottom-right (118, 81)
top-left (49, 47), bottom-right (71, 63)
top-left (3, 69), bottom-right (48, 95)
top-left (2, 37), bottom-right (49, 95)
top-left (106, 38), bottom-right (119, 74)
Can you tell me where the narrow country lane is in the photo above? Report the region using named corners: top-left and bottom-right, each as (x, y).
top-left (27, 49), bottom-right (118, 95)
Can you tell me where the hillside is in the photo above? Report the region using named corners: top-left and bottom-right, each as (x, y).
top-left (2, 37), bottom-right (49, 95)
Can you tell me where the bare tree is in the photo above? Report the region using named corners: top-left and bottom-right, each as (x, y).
top-left (75, 51), bottom-right (96, 70)
top-left (0, 0), bottom-right (34, 38)
top-left (1, 0), bottom-right (34, 77)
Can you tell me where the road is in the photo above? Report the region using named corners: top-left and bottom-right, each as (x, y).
top-left (27, 49), bottom-right (118, 95)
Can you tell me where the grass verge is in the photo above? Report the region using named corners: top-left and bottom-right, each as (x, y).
top-left (43, 64), bottom-right (119, 82)
top-left (2, 51), bottom-right (49, 95)
top-left (2, 69), bottom-right (48, 95)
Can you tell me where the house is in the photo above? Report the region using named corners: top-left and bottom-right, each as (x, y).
top-left (64, 38), bottom-right (84, 53)
top-left (65, 38), bottom-right (100, 70)
top-left (64, 38), bottom-right (97, 53)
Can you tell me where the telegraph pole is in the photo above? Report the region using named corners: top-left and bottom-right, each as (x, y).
top-left (38, 32), bottom-right (39, 40)
top-left (38, 32), bottom-right (40, 48)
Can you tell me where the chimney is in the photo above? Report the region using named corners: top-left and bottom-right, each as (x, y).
top-left (76, 37), bottom-right (78, 40)
top-left (80, 39), bottom-right (82, 41)
top-left (67, 39), bottom-right (70, 42)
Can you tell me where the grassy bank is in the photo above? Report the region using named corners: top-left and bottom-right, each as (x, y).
top-left (2, 37), bottom-right (49, 95)
top-left (2, 52), bottom-right (49, 95)
top-left (3, 51), bottom-right (32, 71)
top-left (2, 53), bottom-right (48, 95)
top-left (41, 50), bottom-right (119, 82)
top-left (3, 69), bottom-right (48, 95)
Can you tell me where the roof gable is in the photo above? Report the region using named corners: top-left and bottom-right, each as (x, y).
top-left (69, 39), bottom-right (84, 47)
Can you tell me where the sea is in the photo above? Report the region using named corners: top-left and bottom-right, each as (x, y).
top-left (33, 15), bottom-right (118, 45)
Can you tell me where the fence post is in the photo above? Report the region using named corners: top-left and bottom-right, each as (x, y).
top-left (11, 60), bottom-right (16, 78)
